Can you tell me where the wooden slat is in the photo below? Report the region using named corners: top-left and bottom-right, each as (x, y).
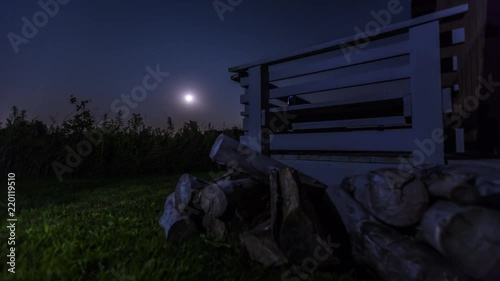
top-left (242, 117), bottom-right (249, 131)
top-left (409, 21), bottom-right (445, 164)
top-left (452, 56), bottom-right (458, 71)
top-left (455, 128), bottom-right (465, 153)
top-left (452, 28), bottom-right (466, 44)
top-left (240, 91), bottom-right (249, 104)
top-left (240, 77), bottom-right (249, 87)
top-left (270, 66), bottom-right (411, 99)
top-left (240, 106), bottom-right (249, 116)
top-left (442, 88), bottom-right (453, 113)
top-left (247, 66), bottom-right (269, 153)
top-left (229, 4), bottom-right (468, 72)
top-left (269, 91), bottom-right (409, 113)
top-left (291, 116), bottom-right (408, 130)
top-left (270, 130), bottom-right (417, 152)
top-left (269, 41), bottom-right (409, 81)
top-left (403, 95), bottom-right (412, 117)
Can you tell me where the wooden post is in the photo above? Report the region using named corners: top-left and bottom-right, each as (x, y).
top-left (244, 65), bottom-right (270, 155)
top-left (409, 21), bottom-right (445, 164)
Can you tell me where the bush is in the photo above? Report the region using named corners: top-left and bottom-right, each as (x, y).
top-left (0, 97), bottom-right (243, 180)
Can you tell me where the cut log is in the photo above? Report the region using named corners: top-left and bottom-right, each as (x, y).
top-left (416, 163), bottom-right (500, 209)
top-left (269, 168), bottom-right (282, 242)
top-left (419, 201), bottom-right (500, 279)
top-left (199, 177), bottom-right (260, 218)
top-left (278, 167), bottom-right (338, 266)
top-left (343, 169), bottom-right (430, 227)
top-left (174, 174), bottom-right (207, 213)
top-left (443, 165), bottom-right (500, 209)
top-left (326, 186), bottom-right (467, 281)
top-left (240, 219), bottom-right (288, 267)
top-left (209, 134), bottom-right (326, 189)
top-left (426, 175), bottom-right (480, 204)
top-left (202, 214), bottom-right (227, 241)
top-left (419, 164), bottom-right (500, 197)
top-left (235, 194), bottom-right (271, 231)
top-left (159, 193), bottom-right (198, 243)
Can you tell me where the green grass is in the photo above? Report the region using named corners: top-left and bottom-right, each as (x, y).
top-left (0, 174), bottom-right (354, 281)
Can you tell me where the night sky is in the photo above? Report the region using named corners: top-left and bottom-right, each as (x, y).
top-left (0, 0), bottom-right (410, 129)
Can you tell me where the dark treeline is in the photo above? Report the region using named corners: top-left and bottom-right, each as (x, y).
top-left (0, 96), bottom-right (243, 181)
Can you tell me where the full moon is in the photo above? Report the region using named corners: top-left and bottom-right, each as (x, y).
top-left (184, 94), bottom-right (194, 103)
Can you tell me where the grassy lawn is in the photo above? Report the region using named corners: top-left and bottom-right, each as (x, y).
top-left (0, 174), bottom-right (354, 281)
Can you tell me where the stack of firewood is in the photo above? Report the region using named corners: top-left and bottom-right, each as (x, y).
top-left (159, 134), bottom-right (343, 267)
top-left (332, 164), bottom-right (500, 281)
top-left (160, 134), bottom-right (500, 281)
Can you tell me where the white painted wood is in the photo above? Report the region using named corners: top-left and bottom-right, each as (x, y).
top-left (247, 66), bottom-right (269, 153)
top-left (240, 77), bottom-right (249, 87)
top-left (403, 95), bottom-right (412, 117)
top-left (455, 128), bottom-right (465, 153)
top-left (242, 117), bottom-right (249, 131)
top-left (240, 91), bottom-right (249, 104)
top-left (270, 91), bottom-right (409, 113)
top-left (442, 88), bottom-right (453, 113)
top-left (409, 21), bottom-right (444, 164)
top-left (452, 55), bottom-right (458, 71)
top-left (270, 130), bottom-right (416, 152)
top-left (270, 41), bottom-right (409, 81)
top-left (229, 4), bottom-right (468, 72)
top-left (292, 116), bottom-right (408, 130)
top-left (271, 153), bottom-right (407, 164)
top-left (452, 27), bottom-right (466, 44)
top-left (240, 107), bottom-right (249, 116)
top-left (270, 66), bottom-right (411, 99)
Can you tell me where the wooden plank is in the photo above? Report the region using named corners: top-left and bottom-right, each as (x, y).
top-left (229, 4), bottom-right (468, 72)
top-left (270, 130), bottom-right (417, 152)
top-left (269, 41), bottom-right (409, 81)
top-left (455, 128), bottom-right (465, 153)
top-left (442, 88), bottom-right (453, 113)
top-left (403, 95), bottom-right (413, 117)
top-left (247, 66), bottom-right (270, 154)
top-left (452, 27), bottom-right (466, 44)
top-left (453, 56), bottom-right (458, 71)
top-left (269, 91), bottom-right (409, 113)
top-left (240, 77), bottom-right (249, 87)
top-left (270, 66), bottom-right (411, 99)
top-left (291, 116), bottom-right (408, 130)
top-left (242, 117), bottom-right (249, 131)
top-left (240, 107), bottom-right (249, 116)
top-left (240, 91), bottom-right (249, 104)
top-left (409, 21), bottom-right (445, 164)
top-left (272, 153), bottom-right (407, 164)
